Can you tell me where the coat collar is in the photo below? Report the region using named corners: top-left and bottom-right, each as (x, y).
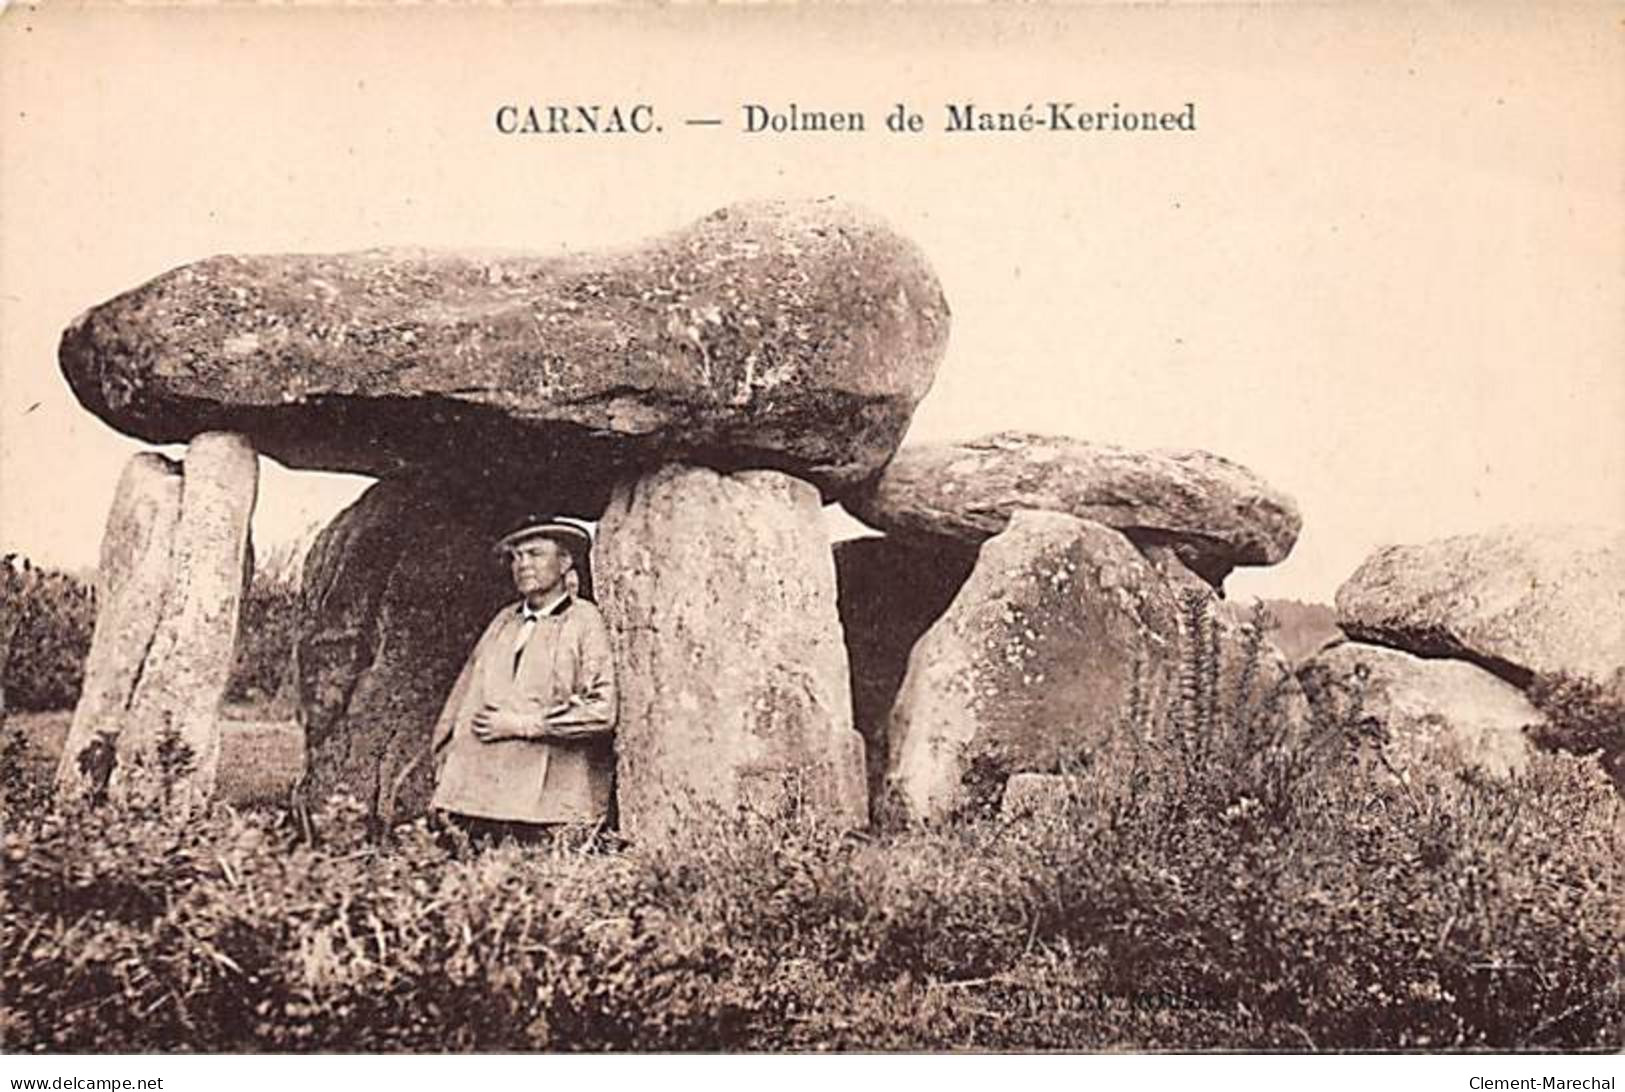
top-left (517, 593), bottom-right (573, 623)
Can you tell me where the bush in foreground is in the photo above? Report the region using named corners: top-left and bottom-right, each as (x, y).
top-left (1, 600), bottom-right (1620, 1052)
top-left (2, 752), bottom-right (1618, 1052)
top-left (1522, 671), bottom-right (1625, 794)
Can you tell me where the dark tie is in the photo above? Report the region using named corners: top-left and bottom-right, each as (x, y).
top-left (513, 608), bottom-right (539, 675)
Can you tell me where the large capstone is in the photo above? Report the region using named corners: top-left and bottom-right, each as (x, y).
top-left (1298, 642), bottom-right (1539, 783)
top-left (59, 199), bottom-right (950, 506)
top-left (293, 473), bottom-right (564, 823)
top-left (886, 510), bottom-right (1307, 822)
top-left (55, 452), bottom-right (183, 799)
top-left (113, 432), bottom-right (258, 809)
top-left (1335, 524), bottom-right (1625, 696)
top-left (597, 464), bottom-right (867, 842)
top-left (843, 432), bottom-right (1302, 587)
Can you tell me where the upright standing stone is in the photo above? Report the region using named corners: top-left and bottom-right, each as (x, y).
top-left (886, 510), bottom-right (1308, 822)
top-left (114, 432), bottom-right (258, 808)
top-left (54, 453), bottom-right (183, 799)
top-left (598, 464), bottom-right (867, 841)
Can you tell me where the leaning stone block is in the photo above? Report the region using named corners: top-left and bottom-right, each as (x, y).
top-left (55, 453), bottom-right (182, 799)
top-left (115, 432), bottom-right (258, 808)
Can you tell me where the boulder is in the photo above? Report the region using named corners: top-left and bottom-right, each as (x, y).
top-left (833, 535), bottom-right (978, 812)
top-left (293, 473), bottom-right (566, 823)
top-left (59, 199), bottom-right (950, 505)
top-left (1298, 642), bottom-right (1539, 783)
top-left (597, 464), bottom-right (867, 841)
top-left (843, 432), bottom-right (1301, 587)
top-left (113, 433), bottom-right (258, 808)
top-left (55, 452), bottom-right (183, 799)
top-left (886, 510), bottom-right (1307, 822)
top-left (1336, 525), bottom-right (1625, 696)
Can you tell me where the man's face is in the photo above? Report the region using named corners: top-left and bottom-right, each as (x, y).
top-left (507, 536), bottom-right (572, 598)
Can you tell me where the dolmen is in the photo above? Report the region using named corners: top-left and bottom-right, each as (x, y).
top-left (57, 198), bottom-right (948, 835)
top-left (834, 431), bottom-right (1307, 821)
top-left (1300, 524), bottom-right (1625, 792)
top-left (57, 195), bottom-right (1324, 834)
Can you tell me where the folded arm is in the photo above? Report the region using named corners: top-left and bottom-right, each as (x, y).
top-left (471, 612), bottom-right (618, 743)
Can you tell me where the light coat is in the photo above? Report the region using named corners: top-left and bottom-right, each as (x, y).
top-left (430, 594), bottom-right (617, 824)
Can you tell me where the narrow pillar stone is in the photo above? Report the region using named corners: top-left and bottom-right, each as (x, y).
top-left (54, 453), bottom-right (183, 799)
top-left (597, 464), bottom-right (867, 842)
top-left (114, 432), bottom-right (258, 809)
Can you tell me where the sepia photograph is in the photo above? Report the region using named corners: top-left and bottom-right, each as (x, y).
top-left (0, 1), bottom-right (1621, 1067)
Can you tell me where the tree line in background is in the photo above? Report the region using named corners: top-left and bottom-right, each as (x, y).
top-left (1, 541), bottom-right (304, 716)
top-left (1, 543), bottom-right (1346, 720)
top-left (0, 560), bottom-right (95, 713)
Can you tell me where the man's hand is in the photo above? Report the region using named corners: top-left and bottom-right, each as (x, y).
top-left (469, 703), bottom-right (539, 743)
top-left (544, 695), bottom-right (582, 719)
top-left (469, 697), bottom-right (601, 744)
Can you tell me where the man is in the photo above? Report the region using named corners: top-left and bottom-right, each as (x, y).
top-left (429, 515), bottom-right (618, 844)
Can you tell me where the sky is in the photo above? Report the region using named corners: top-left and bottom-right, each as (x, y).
top-left (2, 5), bottom-right (1621, 603)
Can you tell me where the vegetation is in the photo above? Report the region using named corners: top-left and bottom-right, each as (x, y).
top-left (4, 710), bottom-right (304, 813)
top-left (1522, 671), bottom-right (1625, 785)
top-left (1, 557), bottom-right (95, 713)
top-left (2, 596), bottom-right (1619, 1052)
top-left (226, 538), bottom-right (305, 711)
top-left (0, 545), bottom-right (303, 717)
top-left (1257, 598), bottom-right (1341, 663)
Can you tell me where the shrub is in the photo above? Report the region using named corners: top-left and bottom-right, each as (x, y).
top-left (1, 597), bottom-right (1619, 1052)
top-left (1, 557), bottom-right (95, 713)
top-left (1523, 672), bottom-right (1625, 792)
top-left (0, 543), bottom-right (305, 715)
top-left (0, 720), bottom-right (54, 823)
top-left (226, 558), bottom-right (301, 709)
